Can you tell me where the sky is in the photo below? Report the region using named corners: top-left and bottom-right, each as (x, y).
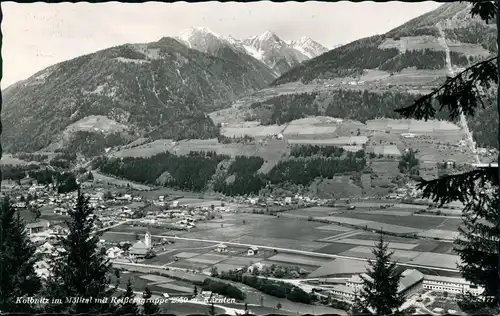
top-left (1, 1), bottom-right (442, 88)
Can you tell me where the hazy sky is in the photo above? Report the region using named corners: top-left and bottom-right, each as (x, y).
top-left (2, 1), bottom-right (441, 88)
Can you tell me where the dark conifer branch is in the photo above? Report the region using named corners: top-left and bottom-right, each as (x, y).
top-left (416, 167), bottom-right (499, 207)
top-left (470, 1), bottom-right (498, 23)
top-left (395, 55), bottom-right (498, 121)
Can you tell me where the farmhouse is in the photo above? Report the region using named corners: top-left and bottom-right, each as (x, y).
top-left (216, 244), bottom-right (228, 253)
top-left (247, 246), bottom-right (259, 256)
top-left (423, 275), bottom-right (484, 295)
top-left (26, 220), bottom-right (50, 235)
top-left (106, 246), bottom-right (124, 259)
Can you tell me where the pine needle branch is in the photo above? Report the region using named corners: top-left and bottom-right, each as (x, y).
top-left (416, 167), bottom-right (498, 206)
top-left (469, 1), bottom-right (498, 23)
top-left (394, 56), bottom-right (498, 121)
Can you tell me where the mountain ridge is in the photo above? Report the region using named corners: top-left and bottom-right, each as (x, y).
top-left (176, 27), bottom-right (328, 75)
top-left (1, 36), bottom-right (277, 153)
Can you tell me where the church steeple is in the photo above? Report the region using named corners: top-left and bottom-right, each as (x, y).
top-left (145, 231), bottom-right (151, 248)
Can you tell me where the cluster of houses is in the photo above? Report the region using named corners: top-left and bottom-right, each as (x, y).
top-left (329, 270), bottom-right (484, 302)
top-left (224, 194), bottom-right (321, 208)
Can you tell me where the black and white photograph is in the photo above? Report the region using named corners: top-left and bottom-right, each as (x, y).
top-left (1, 1), bottom-right (500, 315)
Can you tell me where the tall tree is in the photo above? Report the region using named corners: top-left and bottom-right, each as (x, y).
top-left (394, 0), bottom-right (500, 309)
top-left (349, 288), bottom-right (366, 316)
top-left (43, 188), bottom-right (116, 314)
top-left (142, 286), bottom-right (160, 315)
top-left (360, 234), bottom-right (403, 315)
top-left (116, 279), bottom-right (139, 315)
top-left (0, 198), bottom-right (41, 312)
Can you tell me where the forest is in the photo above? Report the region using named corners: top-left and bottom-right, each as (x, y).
top-left (92, 147), bottom-right (367, 196)
top-left (93, 151), bottom-right (228, 192)
top-left (1, 165), bottom-right (78, 193)
top-left (290, 144), bottom-right (346, 158)
top-left (63, 131), bottom-right (130, 157)
top-left (250, 90), bottom-right (434, 125)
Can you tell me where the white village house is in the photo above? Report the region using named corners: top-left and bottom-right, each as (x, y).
top-left (247, 246), bottom-right (259, 256)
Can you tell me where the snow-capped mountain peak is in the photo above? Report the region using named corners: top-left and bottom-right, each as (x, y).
top-left (179, 26), bottom-right (222, 40)
top-left (257, 30), bottom-right (280, 42)
top-left (175, 27), bottom-right (329, 75)
top-left (176, 27), bottom-right (226, 51)
top-left (290, 36), bottom-right (328, 58)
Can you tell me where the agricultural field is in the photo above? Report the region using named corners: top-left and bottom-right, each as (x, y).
top-left (334, 211), bottom-right (461, 230)
top-left (267, 253), bottom-right (332, 267)
top-left (313, 216), bottom-right (424, 234)
top-left (287, 136), bottom-right (368, 146)
top-left (417, 229), bottom-right (459, 241)
top-left (408, 253), bottom-right (460, 270)
top-left (309, 258), bottom-right (368, 277)
top-left (283, 125), bottom-right (338, 136)
top-left (308, 176), bottom-right (363, 199)
top-left (329, 238), bottom-right (417, 250)
top-left (110, 139), bottom-right (176, 158)
top-left (339, 246), bottom-right (421, 263)
top-left (93, 171), bottom-right (152, 190)
top-left (371, 145), bottom-right (402, 156)
top-left (0, 154), bottom-right (29, 165)
top-left (285, 207), bottom-right (341, 218)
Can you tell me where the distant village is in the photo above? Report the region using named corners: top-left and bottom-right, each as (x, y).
top-left (2, 171), bottom-right (474, 315)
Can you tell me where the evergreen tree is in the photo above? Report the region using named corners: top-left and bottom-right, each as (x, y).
top-left (194, 285), bottom-right (198, 296)
top-left (0, 198), bottom-right (41, 312)
top-left (116, 279), bottom-right (139, 315)
top-left (43, 188), bottom-right (116, 314)
top-left (394, 0), bottom-right (500, 309)
top-left (359, 234), bottom-right (403, 315)
top-left (142, 286), bottom-right (160, 315)
top-left (208, 294), bottom-right (216, 316)
top-left (349, 288), bottom-right (366, 315)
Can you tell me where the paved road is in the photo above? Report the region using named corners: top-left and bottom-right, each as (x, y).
top-left (109, 231), bottom-right (460, 273)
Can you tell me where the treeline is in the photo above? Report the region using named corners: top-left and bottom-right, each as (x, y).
top-left (1, 164), bottom-right (40, 181)
top-left (444, 24), bottom-right (498, 53)
top-left (1, 165), bottom-right (78, 193)
top-left (218, 269), bottom-right (312, 304)
top-left (200, 279), bottom-right (246, 301)
top-left (147, 114), bottom-right (220, 141)
top-left (213, 156), bottom-right (266, 196)
top-left (379, 49), bottom-right (447, 72)
top-left (13, 153), bottom-right (48, 162)
top-left (93, 151), bottom-right (228, 192)
top-left (63, 131), bottom-right (130, 157)
top-left (217, 134), bottom-right (255, 144)
top-left (93, 150), bottom-right (367, 196)
top-left (290, 145), bottom-right (345, 158)
top-left (266, 154), bottom-right (366, 186)
top-left (398, 149), bottom-right (420, 176)
top-left (388, 27), bottom-right (441, 39)
top-left (250, 90), bottom-right (437, 126)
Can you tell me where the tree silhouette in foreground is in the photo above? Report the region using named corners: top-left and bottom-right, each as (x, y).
top-left (394, 1), bottom-right (500, 309)
top-left (0, 198), bottom-right (41, 313)
top-left (142, 286), bottom-right (160, 315)
top-left (116, 278), bottom-right (139, 315)
top-left (359, 234), bottom-right (403, 315)
top-left (43, 188), bottom-right (117, 313)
